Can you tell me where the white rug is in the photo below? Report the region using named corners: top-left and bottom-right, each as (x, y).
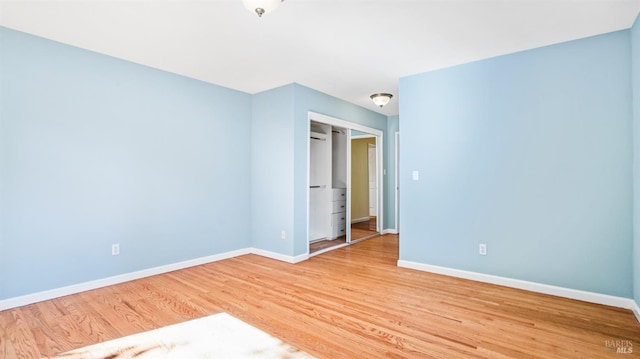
top-left (47, 313), bottom-right (315, 359)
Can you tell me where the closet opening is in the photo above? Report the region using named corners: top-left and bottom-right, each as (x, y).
top-left (307, 112), bottom-right (383, 256)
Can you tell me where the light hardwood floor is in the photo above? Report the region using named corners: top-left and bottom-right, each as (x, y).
top-left (1, 234), bottom-right (639, 358)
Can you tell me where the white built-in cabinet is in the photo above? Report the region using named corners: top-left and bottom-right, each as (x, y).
top-left (309, 122), bottom-right (347, 242)
top-left (330, 188), bottom-right (347, 239)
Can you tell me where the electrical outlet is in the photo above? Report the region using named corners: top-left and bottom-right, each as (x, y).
top-left (281, 230), bottom-right (286, 240)
top-left (112, 243), bottom-right (120, 256)
top-left (479, 243), bottom-right (487, 256)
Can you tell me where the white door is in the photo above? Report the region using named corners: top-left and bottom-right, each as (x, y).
top-left (368, 144), bottom-right (377, 217)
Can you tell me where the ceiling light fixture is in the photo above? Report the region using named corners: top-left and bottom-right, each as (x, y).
top-left (242, 0), bottom-right (285, 17)
top-left (370, 93), bottom-right (393, 108)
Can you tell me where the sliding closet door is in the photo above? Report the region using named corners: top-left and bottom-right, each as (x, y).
top-left (307, 111), bottom-right (383, 253)
top-left (309, 124), bottom-right (331, 242)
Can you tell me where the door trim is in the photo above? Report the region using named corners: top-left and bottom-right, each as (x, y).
top-left (395, 131), bottom-right (399, 233)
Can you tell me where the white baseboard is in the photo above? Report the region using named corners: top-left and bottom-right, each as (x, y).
top-left (250, 248), bottom-right (308, 264)
top-left (8, 249), bottom-right (632, 322)
top-left (0, 248), bottom-right (252, 311)
top-left (382, 228), bottom-right (398, 235)
top-left (0, 246), bottom-right (314, 311)
top-left (398, 260), bottom-right (640, 322)
top-left (0, 246), bottom-right (311, 311)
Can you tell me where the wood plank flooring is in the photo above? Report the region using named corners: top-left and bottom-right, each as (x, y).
top-left (1, 234), bottom-right (639, 358)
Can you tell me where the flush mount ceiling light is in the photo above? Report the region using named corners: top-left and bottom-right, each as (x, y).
top-left (242, 0), bottom-right (285, 17)
top-left (370, 93), bottom-right (393, 108)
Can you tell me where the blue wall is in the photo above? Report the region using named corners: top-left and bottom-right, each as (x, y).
top-left (632, 15), bottom-right (640, 307)
top-left (399, 30), bottom-right (634, 297)
top-left (386, 115), bottom-right (399, 230)
top-left (0, 27), bottom-right (392, 302)
top-left (0, 27), bottom-right (252, 299)
top-left (11, 15), bottom-right (639, 308)
top-left (251, 84), bottom-right (295, 255)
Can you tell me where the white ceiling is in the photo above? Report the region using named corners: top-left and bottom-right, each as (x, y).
top-left (1, 0), bottom-right (640, 116)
